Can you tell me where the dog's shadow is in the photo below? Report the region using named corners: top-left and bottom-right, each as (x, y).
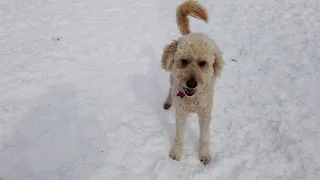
top-left (127, 43), bottom-right (200, 151)
top-left (128, 43), bottom-right (175, 146)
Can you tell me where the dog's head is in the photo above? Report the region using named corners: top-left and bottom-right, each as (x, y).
top-left (161, 33), bottom-right (224, 97)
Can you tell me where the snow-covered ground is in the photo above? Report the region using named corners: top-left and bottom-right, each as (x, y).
top-left (0, 0), bottom-right (319, 179)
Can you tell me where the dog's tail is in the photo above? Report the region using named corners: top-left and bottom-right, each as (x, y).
top-left (176, 0), bottom-right (208, 35)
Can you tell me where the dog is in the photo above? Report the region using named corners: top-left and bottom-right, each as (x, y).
top-left (161, 0), bottom-right (224, 165)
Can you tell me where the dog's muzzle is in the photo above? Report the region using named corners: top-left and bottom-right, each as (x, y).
top-left (185, 76), bottom-right (197, 96)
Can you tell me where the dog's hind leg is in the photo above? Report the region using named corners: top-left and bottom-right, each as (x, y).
top-left (163, 75), bottom-right (174, 110)
top-left (163, 88), bottom-right (172, 110)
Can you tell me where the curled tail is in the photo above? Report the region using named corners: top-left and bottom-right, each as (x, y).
top-left (176, 0), bottom-right (208, 35)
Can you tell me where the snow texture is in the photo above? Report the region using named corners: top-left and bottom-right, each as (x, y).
top-left (0, 0), bottom-right (319, 179)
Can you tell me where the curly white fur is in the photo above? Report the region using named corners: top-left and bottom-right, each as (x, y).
top-left (161, 0), bottom-right (224, 165)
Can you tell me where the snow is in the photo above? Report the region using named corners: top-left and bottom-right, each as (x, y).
top-left (0, 0), bottom-right (319, 179)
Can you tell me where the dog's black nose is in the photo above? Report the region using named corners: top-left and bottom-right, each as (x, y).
top-left (186, 77), bottom-right (197, 88)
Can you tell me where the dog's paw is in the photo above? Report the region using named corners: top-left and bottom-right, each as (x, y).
top-left (199, 153), bottom-right (211, 165)
top-left (163, 102), bottom-right (172, 110)
top-left (169, 148), bottom-right (181, 161)
top-left (169, 151), bottom-right (181, 161)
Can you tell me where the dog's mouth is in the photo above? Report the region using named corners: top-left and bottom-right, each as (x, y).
top-left (184, 88), bottom-right (196, 96)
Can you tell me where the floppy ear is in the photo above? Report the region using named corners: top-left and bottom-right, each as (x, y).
top-left (213, 52), bottom-right (224, 77)
top-left (161, 40), bottom-right (178, 71)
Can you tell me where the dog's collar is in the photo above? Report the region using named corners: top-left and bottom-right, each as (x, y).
top-left (177, 91), bottom-right (185, 99)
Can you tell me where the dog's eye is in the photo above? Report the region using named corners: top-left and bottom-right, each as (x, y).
top-left (181, 59), bottom-right (189, 66)
top-left (199, 61), bottom-right (206, 67)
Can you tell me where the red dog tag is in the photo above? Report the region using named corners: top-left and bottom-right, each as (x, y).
top-left (177, 91), bottom-right (185, 99)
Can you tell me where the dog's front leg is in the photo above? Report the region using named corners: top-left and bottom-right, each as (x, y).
top-left (198, 111), bottom-right (212, 165)
top-left (169, 109), bottom-right (187, 161)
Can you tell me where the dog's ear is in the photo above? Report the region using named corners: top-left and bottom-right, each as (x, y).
top-left (213, 52), bottom-right (224, 77)
top-left (161, 40), bottom-right (178, 71)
